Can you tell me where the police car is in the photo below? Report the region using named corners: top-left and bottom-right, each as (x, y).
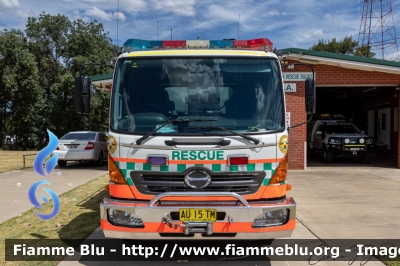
top-left (309, 115), bottom-right (374, 163)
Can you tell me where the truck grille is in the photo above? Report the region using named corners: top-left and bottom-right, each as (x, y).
top-left (130, 169), bottom-right (265, 195)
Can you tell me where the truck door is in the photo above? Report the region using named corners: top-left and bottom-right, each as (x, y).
top-left (313, 125), bottom-right (324, 150)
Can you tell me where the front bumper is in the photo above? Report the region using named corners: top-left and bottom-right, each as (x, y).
top-left (100, 192), bottom-right (296, 240)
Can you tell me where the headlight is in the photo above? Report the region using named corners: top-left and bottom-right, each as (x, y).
top-left (329, 137), bottom-right (341, 144)
top-left (108, 209), bottom-right (144, 227)
top-left (359, 138), bottom-right (365, 144)
top-left (252, 209), bottom-right (288, 227)
top-left (345, 138), bottom-right (350, 144)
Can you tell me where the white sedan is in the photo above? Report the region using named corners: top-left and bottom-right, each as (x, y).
top-left (54, 131), bottom-right (108, 167)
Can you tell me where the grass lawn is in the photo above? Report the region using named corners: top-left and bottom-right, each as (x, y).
top-left (0, 150), bottom-right (39, 174)
top-left (0, 173), bottom-right (109, 265)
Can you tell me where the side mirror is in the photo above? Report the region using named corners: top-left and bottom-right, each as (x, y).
top-left (316, 131), bottom-right (322, 135)
top-left (74, 76), bottom-right (91, 114)
top-left (305, 78), bottom-right (316, 114)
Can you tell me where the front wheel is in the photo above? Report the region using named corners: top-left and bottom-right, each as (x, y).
top-left (322, 148), bottom-right (333, 163)
top-left (361, 152), bottom-right (371, 164)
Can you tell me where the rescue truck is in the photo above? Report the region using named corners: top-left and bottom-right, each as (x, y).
top-left (74, 38), bottom-right (316, 239)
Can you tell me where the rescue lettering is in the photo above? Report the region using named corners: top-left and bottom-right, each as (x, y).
top-left (172, 150), bottom-right (224, 160)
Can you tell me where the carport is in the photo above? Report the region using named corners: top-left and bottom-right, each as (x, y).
top-left (281, 48), bottom-right (400, 169)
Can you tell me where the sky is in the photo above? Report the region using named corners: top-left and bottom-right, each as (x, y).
top-left (1, 0), bottom-right (400, 52)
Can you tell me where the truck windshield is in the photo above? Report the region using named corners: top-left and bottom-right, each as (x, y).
top-left (325, 125), bottom-right (360, 134)
top-left (111, 57), bottom-right (284, 135)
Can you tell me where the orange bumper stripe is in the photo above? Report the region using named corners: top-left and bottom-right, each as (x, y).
top-left (261, 184), bottom-right (286, 198)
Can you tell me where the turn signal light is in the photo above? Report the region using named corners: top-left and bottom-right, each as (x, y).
top-left (228, 156), bottom-right (248, 165)
top-left (108, 154), bottom-right (127, 185)
top-left (269, 154), bottom-right (288, 184)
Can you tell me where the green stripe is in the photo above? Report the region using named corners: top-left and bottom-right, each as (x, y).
top-left (160, 165), bottom-right (169, 172)
top-left (264, 163), bottom-right (272, 170)
top-left (212, 164), bottom-right (221, 172)
top-left (115, 161), bottom-right (119, 167)
top-left (126, 177), bottom-right (134, 186)
top-left (246, 164), bottom-right (255, 171)
top-left (143, 164), bottom-right (151, 171)
top-left (127, 162), bottom-right (135, 170)
top-left (120, 169), bottom-right (127, 178)
top-left (229, 166), bottom-right (238, 172)
top-left (195, 164), bottom-right (203, 167)
top-left (177, 164), bottom-right (186, 172)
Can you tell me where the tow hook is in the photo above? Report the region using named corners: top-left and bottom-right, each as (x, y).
top-left (228, 216), bottom-right (233, 224)
top-left (353, 151), bottom-right (357, 157)
top-left (161, 213), bottom-right (184, 229)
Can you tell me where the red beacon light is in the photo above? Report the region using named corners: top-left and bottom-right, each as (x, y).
top-left (233, 38), bottom-right (273, 52)
top-left (162, 40), bottom-right (186, 49)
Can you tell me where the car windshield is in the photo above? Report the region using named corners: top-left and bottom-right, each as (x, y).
top-left (325, 125), bottom-right (360, 134)
top-left (61, 133), bottom-right (96, 140)
top-left (111, 57), bottom-right (284, 135)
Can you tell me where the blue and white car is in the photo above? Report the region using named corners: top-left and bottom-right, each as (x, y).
top-left (54, 131), bottom-right (108, 167)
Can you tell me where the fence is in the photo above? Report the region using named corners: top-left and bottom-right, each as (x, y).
top-left (22, 154), bottom-right (37, 169)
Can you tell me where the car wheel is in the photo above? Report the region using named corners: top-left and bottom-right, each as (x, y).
top-left (95, 152), bottom-right (104, 167)
top-left (361, 152), bottom-right (371, 164)
top-left (322, 148), bottom-right (333, 163)
top-left (58, 160), bottom-right (67, 167)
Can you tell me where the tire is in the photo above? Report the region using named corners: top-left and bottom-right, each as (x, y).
top-left (95, 152), bottom-right (104, 167)
top-left (322, 148), bottom-right (333, 163)
top-left (58, 160), bottom-right (67, 167)
top-left (361, 152), bottom-right (371, 164)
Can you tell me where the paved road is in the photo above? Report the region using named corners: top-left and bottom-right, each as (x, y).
top-left (0, 162), bottom-right (107, 224)
top-left (57, 165), bottom-right (400, 266)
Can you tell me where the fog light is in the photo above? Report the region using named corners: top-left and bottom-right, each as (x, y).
top-left (108, 209), bottom-right (144, 227)
top-left (345, 138), bottom-right (350, 144)
top-left (252, 209), bottom-right (288, 227)
top-left (359, 138), bottom-right (365, 144)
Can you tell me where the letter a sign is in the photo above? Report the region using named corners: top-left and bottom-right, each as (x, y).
top-left (284, 83), bottom-right (296, 93)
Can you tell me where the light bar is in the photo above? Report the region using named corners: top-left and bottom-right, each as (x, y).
top-left (123, 38), bottom-right (273, 52)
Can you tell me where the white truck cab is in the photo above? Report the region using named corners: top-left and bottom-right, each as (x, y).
top-left (309, 116), bottom-right (374, 163)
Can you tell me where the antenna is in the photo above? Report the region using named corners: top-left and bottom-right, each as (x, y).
top-left (156, 15), bottom-right (159, 40)
top-left (197, 15), bottom-right (200, 39)
top-left (171, 28), bottom-right (172, 40)
top-left (238, 14), bottom-right (240, 39)
top-left (117, 0), bottom-right (119, 46)
top-left (358, 0), bottom-right (399, 60)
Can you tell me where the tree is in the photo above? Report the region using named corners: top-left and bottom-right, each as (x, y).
top-left (310, 36), bottom-right (375, 58)
top-left (0, 13), bottom-right (114, 149)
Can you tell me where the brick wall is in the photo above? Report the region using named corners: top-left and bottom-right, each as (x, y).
top-left (284, 62), bottom-right (400, 169)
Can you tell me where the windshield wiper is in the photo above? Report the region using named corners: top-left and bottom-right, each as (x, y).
top-left (182, 126), bottom-right (261, 145)
top-left (134, 119), bottom-right (218, 145)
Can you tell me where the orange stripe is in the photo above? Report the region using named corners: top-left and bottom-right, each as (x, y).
top-left (113, 157), bottom-right (282, 164)
top-left (261, 184), bottom-right (286, 199)
top-left (101, 219), bottom-right (295, 233)
top-left (109, 183), bottom-right (135, 199)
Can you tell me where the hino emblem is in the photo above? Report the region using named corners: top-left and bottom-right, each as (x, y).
top-left (184, 170), bottom-right (211, 190)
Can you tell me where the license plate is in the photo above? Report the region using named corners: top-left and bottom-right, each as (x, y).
top-left (67, 146), bottom-right (77, 149)
top-left (179, 209), bottom-right (217, 222)
top-left (350, 148), bottom-right (360, 151)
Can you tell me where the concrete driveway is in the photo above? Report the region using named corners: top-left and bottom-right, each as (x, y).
top-left (0, 162), bottom-right (107, 224)
top-left (57, 165), bottom-right (400, 266)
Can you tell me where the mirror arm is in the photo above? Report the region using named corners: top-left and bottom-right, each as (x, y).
top-left (288, 114), bottom-right (313, 131)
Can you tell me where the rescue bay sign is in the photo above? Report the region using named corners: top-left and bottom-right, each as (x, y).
top-left (284, 83), bottom-right (296, 92)
top-left (282, 72), bottom-right (315, 81)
